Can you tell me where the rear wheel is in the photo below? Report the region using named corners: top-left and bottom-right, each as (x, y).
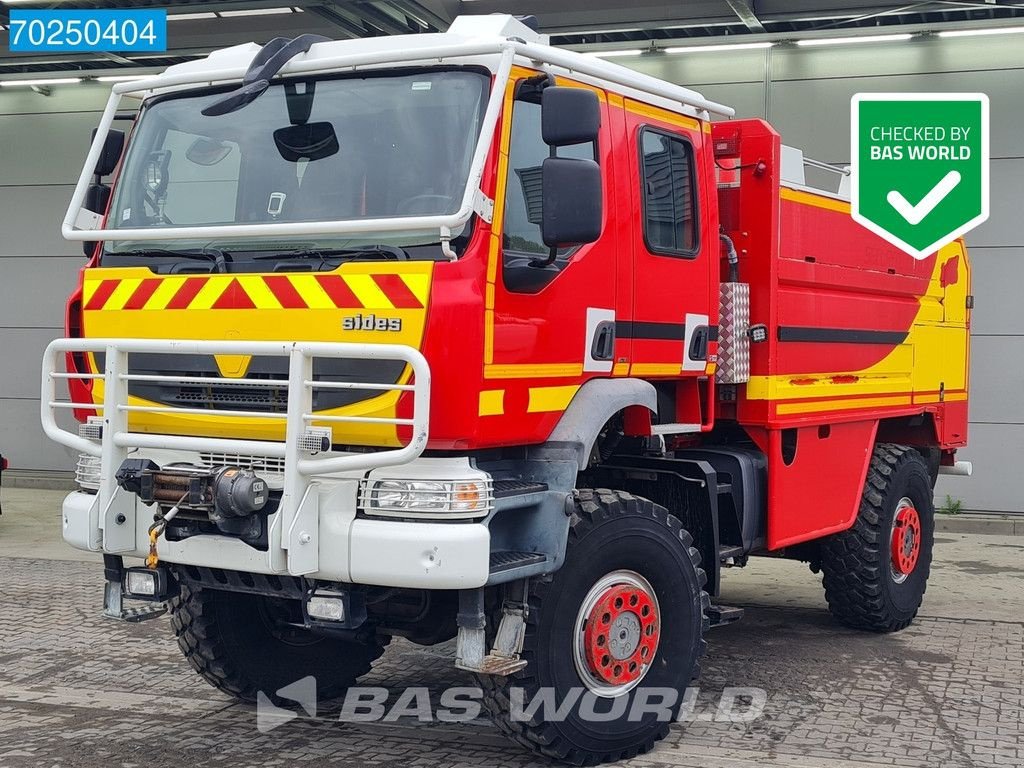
top-left (478, 489), bottom-right (708, 764)
top-left (169, 584), bottom-right (388, 703)
top-left (820, 444), bottom-right (935, 632)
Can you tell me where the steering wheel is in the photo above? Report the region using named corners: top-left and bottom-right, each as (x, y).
top-left (397, 194), bottom-right (454, 215)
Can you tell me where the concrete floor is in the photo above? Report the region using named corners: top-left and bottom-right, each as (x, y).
top-left (0, 487), bottom-right (1022, 767)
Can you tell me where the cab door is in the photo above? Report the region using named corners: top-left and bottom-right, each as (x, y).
top-left (623, 102), bottom-right (715, 386)
top-left (488, 79), bottom-right (619, 376)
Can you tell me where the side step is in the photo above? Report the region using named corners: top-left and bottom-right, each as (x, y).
top-left (492, 479), bottom-right (548, 499)
top-left (455, 599), bottom-right (528, 676)
top-left (707, 604), bottom-right (745, 628)
top-left (103, 581), bottom-right (167, 623)
top-left (490, 550), bottom-right (547, 574)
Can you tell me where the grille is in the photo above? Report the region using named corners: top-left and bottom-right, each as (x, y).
top-left (94, 352), bottom-right (405, 413)
top-left (199, 452), bottom-right (286, 474)
top-left (175, 381), bottom-right (289, 412)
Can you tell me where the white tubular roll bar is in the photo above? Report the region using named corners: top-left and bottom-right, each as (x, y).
top-left (41, 338), bottom-right (430, 574)
top-left (62, 37), bottom-right (733, 244)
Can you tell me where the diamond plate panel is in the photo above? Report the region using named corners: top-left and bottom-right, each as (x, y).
top-left (717, 282), bottom-right (750, 384)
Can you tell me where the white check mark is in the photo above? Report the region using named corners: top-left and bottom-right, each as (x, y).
top-left (886, 170), bottom-right (962, 225)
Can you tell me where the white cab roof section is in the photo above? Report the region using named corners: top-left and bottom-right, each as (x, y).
top-left (63, 14), bottom-right (734, 245)
top-left (130, 14), bottom-right (732, 119)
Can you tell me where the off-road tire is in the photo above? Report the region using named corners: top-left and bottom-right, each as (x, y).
top-left (478, 489), bottom-right (709, 765)
top-left (821, 444), bottom-right (935, 632)
top-left (169, 584), bottom-right (388, 703)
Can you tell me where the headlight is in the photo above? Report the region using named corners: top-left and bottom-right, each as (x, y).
top-left (75, 453), bottom-right (102, 492)
top-left (75, 417), bottom-right (103, 492)
top-left (361, 479), bottom-right (493, 519)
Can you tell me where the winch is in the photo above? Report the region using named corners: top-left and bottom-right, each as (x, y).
top-left (114, 459), bottom-right (268, 525)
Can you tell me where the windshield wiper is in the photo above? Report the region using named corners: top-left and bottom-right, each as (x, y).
top-left (253, 245), bottom-right (410, 263)
top-left (107, 247), bottom-right (233, 272)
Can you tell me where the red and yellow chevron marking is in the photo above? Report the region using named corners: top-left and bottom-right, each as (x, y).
top-left (79, 262), bottom-right (434, 449)
top-left (82, 270), bottom-right (429, 312)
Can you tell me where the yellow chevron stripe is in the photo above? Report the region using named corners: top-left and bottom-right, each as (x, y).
top-left (82, 280), bottom-right (100, 305)
top-left (189, 276), bottom-right (231, 310)
top-left (237, 275), bottom-right (282, 310)
top-left (143, 277), bottom-right (185, 311)
top-left (401, 274), bottom-right (430, 306)
top-left (289, 274), bottom-right (335, 309)
top-left (344, 273), bottom-right (392, 309)
top-left (103, 278), bottom-right (142, 311)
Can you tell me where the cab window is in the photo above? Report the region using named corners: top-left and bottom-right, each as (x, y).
top-left (502, 97), bottom-right (596, 293)
top-left (639, 128), bottom-right (698, 257)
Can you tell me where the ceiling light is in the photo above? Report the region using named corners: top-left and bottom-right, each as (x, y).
top-left (219, 8), bottom-right (296, 17)
top-left (583, 49), bottom-right (645, 58)
top-left (0, 77), bottom-right (82, 87)
top-left (937, 26), bottom-right (1024, 38)
top-left (168, 12), bottom-right (218, 21)
top-left (796, 33), bottom-right (913, 47)
top-left (665, 41), bottom-right (774, 53)
top-left (96, 75), bottom-right (150, 83)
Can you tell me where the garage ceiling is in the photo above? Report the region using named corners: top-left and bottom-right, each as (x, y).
top-left (1, 0), bottom-right (1023, 74)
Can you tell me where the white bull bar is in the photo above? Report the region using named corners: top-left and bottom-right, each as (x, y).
top-left (41, 338), bottom-right (430, 575)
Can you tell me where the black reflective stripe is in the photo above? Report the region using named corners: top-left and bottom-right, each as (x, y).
top-left (616, 321), bottom-right (686, 341)
top-left (777, 327), bottom-right (908, 345)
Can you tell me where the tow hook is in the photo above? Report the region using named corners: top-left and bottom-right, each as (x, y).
top-left (147, 500), bottom-right (183, 569)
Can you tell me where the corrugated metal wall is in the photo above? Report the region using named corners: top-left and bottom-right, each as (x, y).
top-left (0, 86), bottom-right (113, 474)
top-left (0, 33), bottom-right (1020, 511)
top-left (624, 32), bottom-right (1023, 513)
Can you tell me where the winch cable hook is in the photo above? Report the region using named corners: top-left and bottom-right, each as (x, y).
top-left (146, 493), bottom-right (187, 569)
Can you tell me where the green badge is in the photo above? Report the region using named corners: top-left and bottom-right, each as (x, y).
top-left (851, 93), bottom-right (989, 259)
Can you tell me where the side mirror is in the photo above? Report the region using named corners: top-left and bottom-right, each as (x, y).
top-left (82, 183), bottom-right (111, 257)
top-left (85, 183), bottom-right (111, 215)
top-left (541, 87), bottom-right (600, 147)
top-left (541, 157), bottom-right (602, 248)
top-left (91, 128), bottom-right (125, 177)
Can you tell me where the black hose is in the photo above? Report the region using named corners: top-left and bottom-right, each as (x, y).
top-left (720, 231), bottom-right (740, 283)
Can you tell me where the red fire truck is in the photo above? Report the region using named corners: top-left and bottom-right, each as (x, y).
top-left (43, 14), bottom-right (970, 763)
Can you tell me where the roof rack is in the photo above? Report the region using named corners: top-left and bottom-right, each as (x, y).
top-left (781, 145), bottom-right (852, 200)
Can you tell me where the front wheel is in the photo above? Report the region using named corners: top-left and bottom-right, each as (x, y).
top-left (478, 489), bottom-right (709, 764)
top-left (820, 444), bottom-right (935, 632)
top-left (169, 585), bottom-right (388, 703)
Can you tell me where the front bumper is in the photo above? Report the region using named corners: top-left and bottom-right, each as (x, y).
top-left (62, 482), bottom-right (491, 589)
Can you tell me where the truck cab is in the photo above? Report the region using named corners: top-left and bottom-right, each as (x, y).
top-left (43, 14), bottom-right (969, 764)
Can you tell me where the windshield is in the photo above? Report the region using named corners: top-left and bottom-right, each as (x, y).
top-left (105, 68), bottom-right (489, 258)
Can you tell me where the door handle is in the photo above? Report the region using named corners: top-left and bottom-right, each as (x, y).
top-left (592, 321), bottom-right (616, 361)
top-left (688, 325), bottom-right (709, 361)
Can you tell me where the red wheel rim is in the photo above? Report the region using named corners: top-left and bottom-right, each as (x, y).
top-left (582, 583), bottom-right (660, 687)
top-left (891, 502), bottom-right (922, 577)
